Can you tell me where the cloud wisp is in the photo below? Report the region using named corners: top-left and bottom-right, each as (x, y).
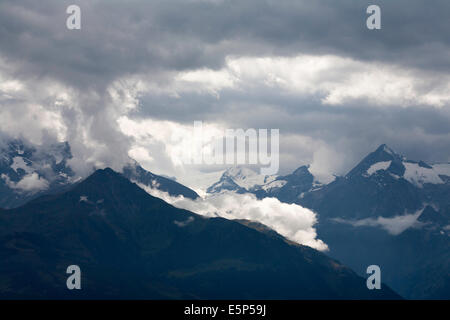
top-left (332, 209), bottom-right (425, 235)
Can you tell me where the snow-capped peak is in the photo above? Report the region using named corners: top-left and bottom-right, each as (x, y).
top-left (354, 144), bottom-right (449, 188)
top-left (222, 166), bottom-right (277, 190)
top-left (207, 166), bottom-right (278, 194)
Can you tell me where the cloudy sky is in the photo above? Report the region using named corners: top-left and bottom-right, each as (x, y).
top-left (0, 0), bottom-right (449, 189)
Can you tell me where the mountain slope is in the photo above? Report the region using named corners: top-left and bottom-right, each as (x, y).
top-left (0, 168), bottom-right (400, 299)
top-left (122, 161), bottom-right (199, 199)
top-left (297, 145), bottom-right (450, 299)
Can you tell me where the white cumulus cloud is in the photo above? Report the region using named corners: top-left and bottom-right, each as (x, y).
top-left (1, 172), bottom-right (49, 193)
top-left (137, 183), bottom-right (328, 251)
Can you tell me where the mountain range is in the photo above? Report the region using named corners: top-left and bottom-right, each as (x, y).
top-left (1, 139), bottom-right (448, 299)
top-left (207, 144), bottom-right (450, 299)
top-left (0, 167), bottom-right (399, 299)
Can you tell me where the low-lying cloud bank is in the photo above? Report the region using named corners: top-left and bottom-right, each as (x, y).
top-left (1, 172), bottom-right (49, 193)
top-left (332, 209), bottom-right (425, 235)
top-left (137, 183), bottom-right (328, 251)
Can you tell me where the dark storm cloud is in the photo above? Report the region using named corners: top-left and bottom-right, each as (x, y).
top-left (1, 0), bottom-right (450, 87)
top-left (0, 0), bottom-right (449, 178)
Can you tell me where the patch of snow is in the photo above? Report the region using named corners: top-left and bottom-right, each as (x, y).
top-left (10, 157), bottom-right (33, 174)
top-left (426, 202), bottom-right (440, 212)
top-left (432, 163), bottom-right (450, 177)
top-left (69, 176), bottom-right (83, 184)
top-left (229, 167), bottom-right (272, 189)
top-left (366, 161), bottom-right (391, 176)
top-left (261, 179), bottom-right (287, 191)
top-left (390, 173), bottom-right (400, 180)
top-left (403, 162), bottom-right (444, 188)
